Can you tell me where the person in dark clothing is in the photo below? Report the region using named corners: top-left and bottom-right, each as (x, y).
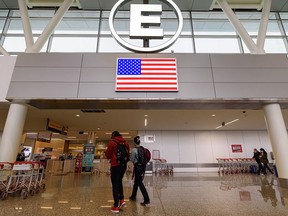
top-left (259, 148), bottom-right (274, 175)
top-left (105, 131), bottom-right (130, 214)
top-left (129, 136), bottom-right (150, 206)
top-left (16, 148), bottom-right (26, 161)
top-left (253, 148), bottom-right (264, 175)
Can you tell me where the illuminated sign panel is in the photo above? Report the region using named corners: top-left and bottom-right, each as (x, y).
top-left (115, 58), bottom-right (178, 92)
top-left (109, 0), bottom-right (183, 53)
top-left (130, 4), bottom-right (163, 39)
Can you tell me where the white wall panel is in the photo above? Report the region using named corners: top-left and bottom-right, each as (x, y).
top-left (139, 130), bottom-right (272, 163)
top-left (178, 131), bottom-right (197, 163)
top-left (242, 131), bottom-right (261, 158)
top-left (210, 131), bottom-right (229, 162)
top-left (160, 131), bottom-right (179, 163)
top-left (195, 131), bottom-right (214, 163)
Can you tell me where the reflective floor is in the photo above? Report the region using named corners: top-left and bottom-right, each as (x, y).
top-left (1, 172), bottom-right (288, 216)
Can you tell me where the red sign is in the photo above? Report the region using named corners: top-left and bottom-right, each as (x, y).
top-left (231, 144), bottom-right (242, 153)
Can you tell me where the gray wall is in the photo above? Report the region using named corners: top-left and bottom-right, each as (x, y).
top-left (7, 53), bottom-right (288, 100)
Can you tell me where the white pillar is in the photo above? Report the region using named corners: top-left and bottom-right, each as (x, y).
top-left (263, 103), bottom-right (288, 179)
top-left (0, 103), bottom-right (28, 162)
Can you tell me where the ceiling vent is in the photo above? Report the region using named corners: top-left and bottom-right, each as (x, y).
top-left (210, 0), bottom-right (264, 10)
top-left (25, 0), bottom-right (82, 9)
top-left (81, 109), bottom-right (106, 113)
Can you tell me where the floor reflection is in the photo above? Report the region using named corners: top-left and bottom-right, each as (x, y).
top-left (1, 172), bottom-right (288, 216)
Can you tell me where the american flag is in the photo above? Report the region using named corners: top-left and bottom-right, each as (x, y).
top-left (116, 58), bottom-right (178, 91)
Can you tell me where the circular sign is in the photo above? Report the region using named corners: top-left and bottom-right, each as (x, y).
top-left (109, 0), bottom-right (183, 53)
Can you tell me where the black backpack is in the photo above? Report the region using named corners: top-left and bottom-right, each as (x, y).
top-left (137, 146), bottom-right (147, 166)
top-left (116, 141), bottom-right (129, 166)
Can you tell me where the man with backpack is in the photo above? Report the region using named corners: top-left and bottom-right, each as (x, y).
top-left (106, 131), bottom-right (130, 214)
top-left (129, 136), bottom-right (150, 206)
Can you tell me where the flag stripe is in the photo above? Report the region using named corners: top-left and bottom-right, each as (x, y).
top-left (141, 59), bottom-right (176, 61)
top-left (117, 82), bottom-right (176, 85)
top-left (116, 87), bottom-right (178, 91)
top-left (117, 77), bottom-right (177, 80)
top-left (116, 58), bottom-right (178, 92)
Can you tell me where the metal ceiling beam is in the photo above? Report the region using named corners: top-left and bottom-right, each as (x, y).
top-left (0, 44), bottom-right (9, 56)
top-left (1, 0), bottom-right (288, 11)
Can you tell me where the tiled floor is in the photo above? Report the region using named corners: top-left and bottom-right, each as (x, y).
top-left (1, 172), bottom-right (288, 216)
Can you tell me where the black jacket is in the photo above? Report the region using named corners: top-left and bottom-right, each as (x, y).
top-left (253, 151), bottom-right (261, 163)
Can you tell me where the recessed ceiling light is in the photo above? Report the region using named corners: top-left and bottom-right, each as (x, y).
top-left (76, 115), bottom-right (80, 117)
top-left (212, 114), bottom-right (216, 117)
top-left (144, 114), bottom-right (148, 117)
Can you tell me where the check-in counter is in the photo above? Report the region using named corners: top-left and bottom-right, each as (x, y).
top-left (46, 159), bottom-right (75, 174)
top-left (63, 159), bottom-right (75, 173)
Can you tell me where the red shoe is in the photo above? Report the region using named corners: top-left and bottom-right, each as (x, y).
top-left (119, 199), bottom-right (126, 209)
top-left (111, 206), bottom-right (119, 214)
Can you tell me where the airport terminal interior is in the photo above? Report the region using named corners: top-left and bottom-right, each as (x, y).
top-left (2, 0), bottom-right (288, 215)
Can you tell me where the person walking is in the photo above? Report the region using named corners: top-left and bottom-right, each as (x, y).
top-left (105, 131), bottom-right (130, 214)
top-left (129, 136), bottom-right (150, 206)
top-left (252, 148), bottom-right (264, 175)
top-left (259, 148), bottom-right (274, 175)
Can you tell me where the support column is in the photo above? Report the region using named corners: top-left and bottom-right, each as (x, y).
top-left (263, 103), bottom-right (288, 183)
top-left (0, 103), bottom-right (28, 162)
top-left (27, 0), bottom-right (74, 53)
top-left (217, 0), bottom-right (259, 54)
top-left (18, 0), bottom-right (34, 49)
top-left (257, 0), bottom-right (272, 52)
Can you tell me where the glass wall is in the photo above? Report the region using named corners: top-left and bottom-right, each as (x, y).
top-left (1, 9), bottom-right (288, 55)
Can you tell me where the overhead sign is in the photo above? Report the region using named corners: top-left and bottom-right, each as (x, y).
top-left (109, 0), bottom-right (183, 53)
top-left (115, 58), bottom-right (178, 91)
top-left (46, 118), bottom-right (68, 135)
